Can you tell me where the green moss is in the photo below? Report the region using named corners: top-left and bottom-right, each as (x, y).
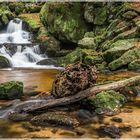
top-left (109, 48), bottom-right (140, 70)
top-left (40, 3), bottom-right (89, 43)
top-left (82, 90), bottom-right (126, 115)
top-left (0, 81), bottom-right (23, 99)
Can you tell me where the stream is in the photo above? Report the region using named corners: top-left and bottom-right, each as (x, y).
top-left (0, 18), bottom-right (140, 138)
top-left (0, 70), bottom-right (139, 138)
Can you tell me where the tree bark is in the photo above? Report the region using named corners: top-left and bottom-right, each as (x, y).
top-left (21, 75), bottom-right (140, 112)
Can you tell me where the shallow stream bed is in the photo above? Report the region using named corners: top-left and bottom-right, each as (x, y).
top-left (0, 69), bottom-right (139, 138)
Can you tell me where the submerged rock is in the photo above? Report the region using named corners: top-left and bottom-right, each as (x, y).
top-left (0, 81), bottom-right (23, 100)
top-left (99, 126), bottom-right (122, 138)
top-left (31, 112), bottom-right (79, 128)
top-left (8, 112), bottom-right (31, 122)
top-left (0, 55), bottom-right (11, 68)
top-left (51, 62), bottom-right (97, 98)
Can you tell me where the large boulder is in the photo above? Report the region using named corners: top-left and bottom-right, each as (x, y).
top-left (109, 48), bottom-right (140, 70)
top-left (0, 55), bottom-right (11, 68)
top-left (0, 81), bottom-right (23, 100)
top-left (40, 2), bottom-right (89, 43)
top-left (51, 62), bottom-right (97, 98)
top-left (83, 90), bottom-right (127, 115)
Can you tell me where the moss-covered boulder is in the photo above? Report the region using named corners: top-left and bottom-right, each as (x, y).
top-left (109, 48), bottom-right (140, 70)
top-left (128, 60), bottom-right (140, 71)
top-left (78, 37), bottom-right (96, 49)
top-left (103, 39), bottom-right (139, 63)
top-left (40, 2), bottom-right (89, 43)
top-left (83, 90), bottom-right (126, 115)
top-left (19, 13), bottom-right (42, 33)
top-left (51, 62), bottom-right (97, 98)
top-left (58, 47), bottom-right (103, 67)
top-left (0, 55), bottom-right (11, 68)
top-left (0, 81), bottom-right (23, 100)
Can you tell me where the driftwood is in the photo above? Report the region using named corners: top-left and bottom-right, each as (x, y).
top-left (21, 75), bottom-right (140, 113)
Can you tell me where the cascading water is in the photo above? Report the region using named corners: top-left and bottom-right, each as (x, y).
top-left (0, 18), bottom-right (58, 69)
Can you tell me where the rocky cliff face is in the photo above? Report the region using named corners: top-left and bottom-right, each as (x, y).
top-left (39, 2), bottom-right (140, 71)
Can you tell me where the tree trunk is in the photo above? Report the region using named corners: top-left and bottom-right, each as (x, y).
top-left (19, 75), bottom-right (140, 113)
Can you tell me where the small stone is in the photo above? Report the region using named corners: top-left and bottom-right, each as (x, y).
top-left (111, 117), bottom-right (122, 123)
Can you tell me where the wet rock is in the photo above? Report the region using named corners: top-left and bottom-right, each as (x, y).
top-left (21, 122), bottom-right (41, 132)
top-left (0, 81), bottom-right (23, 100)
top-left (51, 62), bottom-right (97, 98)
top-left (0, 55), bottom-right (11, 68)
top-left (74, 127), bottom-right (86, 136)
top-left (99, 125), bottom-right (122, 138)
top-left (36, 58), bottom-right (57, 66)
top-left (111, 117), bottom-right (122, 123)
top-left (76, 109), bottom-right (93, 121)
top-left (109, 48), bottom-right (140, 70)
top-left (8, 112), bottom-right (31, 122)
top-left (40, 2), bottom-right (89, 43)
top-left (31, 112), bottom-right (79, 128)
top-left (121, 108), bottom-right (133, 113)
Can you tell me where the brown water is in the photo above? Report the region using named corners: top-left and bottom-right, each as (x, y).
top-left (0, 69), bottom-right (139, 138)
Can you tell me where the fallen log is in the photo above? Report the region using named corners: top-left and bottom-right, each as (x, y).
top-left (22, 75), bottom-right (140, 113)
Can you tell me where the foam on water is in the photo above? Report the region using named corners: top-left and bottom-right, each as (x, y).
top-left (0, 18), bottom-right (60, 69)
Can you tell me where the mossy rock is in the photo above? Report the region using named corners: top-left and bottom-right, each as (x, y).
top-left (57, 47), bottom-right (103, 67)
top-left (37, 26), bottom-right (69, 57)
top-left (0, 81), bottom-right (23, 100)
top-left (122, 11), bottom-right (138, 20)
top-left (128, 59), bottom-right (140, 71)
top-left (0, 4), bottom-right (13, 28)
top-left (9, 2), bottom-right (25, 15)
top-left (0, 55), bottom-right (11, 68)
top-left (40, 2), bottom-right (89, 43)
top-left (78, 37), bottom-right (96, 49)
top-left (109, 48), bottom-right (140, 70)
top-left (19, 13), bottom-right (42, 32)
top-left (103, 39), bottom-right (139, 63)
top-left (83, 90), bottom-right (126, 115)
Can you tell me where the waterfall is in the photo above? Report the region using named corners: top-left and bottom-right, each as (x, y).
top-left (0, 18), bottom-right (31, 44)
top-left (0, 18), bottom-right (58, 69)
